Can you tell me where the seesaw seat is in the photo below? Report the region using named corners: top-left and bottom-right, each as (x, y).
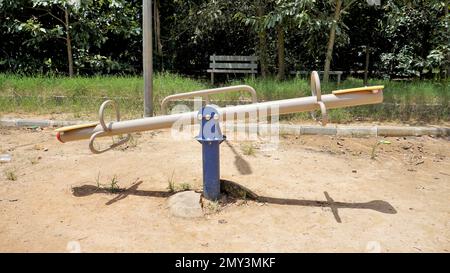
top-left (332, 85), bottom-right (384, 95)
top-left (54, 122), bottom-right (98, 132)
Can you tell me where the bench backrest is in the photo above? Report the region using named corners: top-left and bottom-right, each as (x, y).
top-left (209, 55), bottom-right (258, 73)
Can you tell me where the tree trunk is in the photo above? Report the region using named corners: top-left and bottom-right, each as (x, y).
top-left (256, 1), bottom-right (269, 78)
top-left (364, 46), bottom-right (370, 85)
top-left (154, 0), bottom-right (162, 55)
top-left (64, 8), bottom-right (74, 77)
top-left (276, 24), bottom-right (285, 81)
top-left (323, 0), bottom-right (342, 84)
top-left (446, 0), bottom-right (449, 78)
top-left (154, 0), bottom-right (163, 71)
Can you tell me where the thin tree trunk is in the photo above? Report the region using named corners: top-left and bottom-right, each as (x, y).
top-left (256, 1), bottom-right (268, 78)
top-left (154, 0), bottom-right (162, 56)
top-left (364, 46), bottom-right (370, 85)
top-left (154, 0), bottom-right (163, 71)
top-left (64, 8), bottom-right (74, 77)
top-left (276, 24), bottom-right (285, 80)
top-left (323, 0), bottom-right (342, 84)
top-left (445, 0), bottom-right (449, 78)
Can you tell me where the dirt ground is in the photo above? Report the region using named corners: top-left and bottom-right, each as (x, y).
top-left (0, 125), bottom-right (449, 253)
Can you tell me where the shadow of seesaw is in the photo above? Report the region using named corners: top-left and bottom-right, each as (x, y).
top-left (72, 181), bottom-right (170, 206)
top-left (258, 192), bottom-right (397, 223)
top-left (71, 180), bottom-right (397, 223)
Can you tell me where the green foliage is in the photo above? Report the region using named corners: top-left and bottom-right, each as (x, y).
top-left (0, 0), bottom-right (448, 78)
top-left (0, 0), bottom-right (141, 74)
top-left (380, 0), bottom-right (449, 78)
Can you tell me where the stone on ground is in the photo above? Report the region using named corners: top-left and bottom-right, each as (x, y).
top-left (166, 191), bottom-right (203, 218)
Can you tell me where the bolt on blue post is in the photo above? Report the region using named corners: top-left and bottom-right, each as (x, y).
top-left (196, 105), bottom-right (225, 201)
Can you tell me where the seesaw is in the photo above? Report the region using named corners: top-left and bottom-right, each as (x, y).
top-left (55, 71), bottom-right (384, 200)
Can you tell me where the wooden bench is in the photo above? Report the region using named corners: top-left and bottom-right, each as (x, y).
top-left (207, 55), bottom-right (258, 84)
top-left (290, 70), bottom-right (343, 84)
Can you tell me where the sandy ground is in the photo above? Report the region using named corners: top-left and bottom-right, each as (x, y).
top-left (0, 125), bottom-right (449, 253)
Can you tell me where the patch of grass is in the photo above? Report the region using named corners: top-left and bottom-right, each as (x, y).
top-left (166, 171), bottom-right (192, 192)
top-left (167, 171), bottom-right (193, 193)
top-left (127, 135), bottom-right (138, 148)
top-left (4, 169), bottom-right (17, 181)
top-left (205, 200), bottom-right (221, 214)
top-left (371, 140), bottom-right (392, 160)
top-left (95, 172), bottom-right (101, 188)
top-left (108, 175), bottom-right (120, 193)
top-left (0, 73), bottom-right (448, 122)
top-left (167, 171), bottom-right (176, 193)
top-left (0, 72), bottom-right (207, 119)
top-left (94, 173), bottom-right (122, 193)
top-left (178, 183), bottom-right (192, 191)
top-left (241, 143), bottom-right (256, 156)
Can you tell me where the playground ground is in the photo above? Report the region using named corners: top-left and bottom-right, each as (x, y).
top-left (0, 125), bottom-right (449, 252)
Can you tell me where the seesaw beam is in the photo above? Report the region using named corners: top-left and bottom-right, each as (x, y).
top-left (56, 89), bottom-right (383, 143)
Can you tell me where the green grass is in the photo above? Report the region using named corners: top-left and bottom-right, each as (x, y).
top-left (0, 72), bottom-right (207, 119)
top-left (0, 72), bottom-right (448, 122)
top-left (166, 171), bottom-right (193, 193)
top-left (240, 142), bottom-right (256, 156)
top-left (94, 173), bottom-right (123, 193)
top-left (4, 169), bottom-right (17, 181)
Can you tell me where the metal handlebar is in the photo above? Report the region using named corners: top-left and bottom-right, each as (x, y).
top-left (310, 71), bottom-right (328, 126)
top-left (89, 100), bottom-right (131, 154)
top-left (160, 85), bottom-right (258, 114)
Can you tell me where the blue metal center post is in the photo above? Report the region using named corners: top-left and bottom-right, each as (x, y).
top-left (196, 106), bottom-right (225, 200)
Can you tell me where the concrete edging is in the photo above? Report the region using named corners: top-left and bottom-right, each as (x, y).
top-left (1, 117), bottom-right (449, 137)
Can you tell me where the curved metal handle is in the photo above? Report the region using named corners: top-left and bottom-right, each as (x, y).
top-left (310, 71), bottom-right (328, 126)
top-left (99, 100), bottom-right (121, 132)
top-left (311, 71), bottom-right (321, 101)
top-left (89, 131), bottom-right (131, 154)
top-left (161, 85), bottom-right (258, 114)
top-left (89, 100), bottom-right (131, 154)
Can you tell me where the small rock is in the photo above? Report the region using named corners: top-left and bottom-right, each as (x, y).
top-left (166, 191), bottom-right (203, 218)
top-left (352, 170), bottom-right (357, 173)
top-left (43, 148), bottom-right (49, 152)
top-left (0, 154), bottom-right (11, 163)
top-left (218, 219), bottom-right (227, 224)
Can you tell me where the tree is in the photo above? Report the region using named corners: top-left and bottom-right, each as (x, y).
top-left (255, 0), bottom-right (269, 78)
top-left (239, 0), bottom-right (315, 80)
top-left (323, 0), bottom-right (358, 83)
top-left (380, 0), bottom-right (449, 78)
top-left (154, 0), bottom-right (163, 70)
top-left (30, 0), bottom-right (84, 77)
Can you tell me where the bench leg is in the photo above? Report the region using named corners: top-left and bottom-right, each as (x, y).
top-left (337, 74), bottom-right (341, 85)
top-left (211, 72), bottom-right (214, 85)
